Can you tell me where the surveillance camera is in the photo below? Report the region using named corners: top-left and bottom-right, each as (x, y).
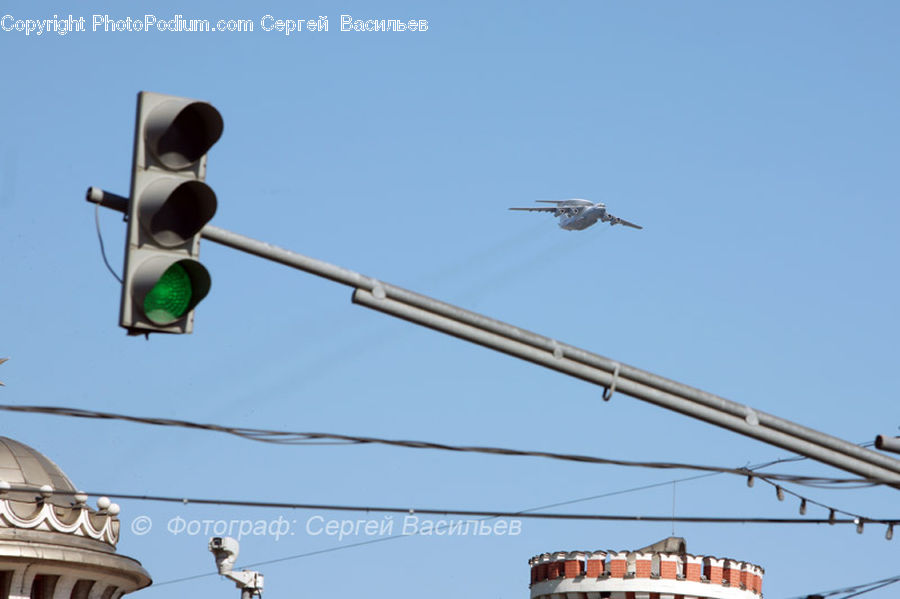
top-left (208, 536), bottom-right (239, 574)
top-left (208, 536), bottom-right (264, 596)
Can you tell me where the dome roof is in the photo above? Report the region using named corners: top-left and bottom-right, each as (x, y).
top-left (0, 438), bottom-right (152, 595)
top-left (0, 437), bottom-right (77, 504)
top-left (0, 436), bottom-right (122, 546)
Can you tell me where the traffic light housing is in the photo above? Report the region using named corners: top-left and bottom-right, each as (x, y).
top-left (120, 91), bottom-right (223, 335)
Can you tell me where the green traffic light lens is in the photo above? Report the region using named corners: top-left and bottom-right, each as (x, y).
top-left (144, 263), bottom-right (192, 324)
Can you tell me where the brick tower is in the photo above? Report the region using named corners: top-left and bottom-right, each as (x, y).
top-left (529, 537), bottom-right (763, 599)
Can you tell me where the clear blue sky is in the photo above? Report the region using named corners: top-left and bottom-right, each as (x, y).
top-left (2, 1), bottom-right (899, 597)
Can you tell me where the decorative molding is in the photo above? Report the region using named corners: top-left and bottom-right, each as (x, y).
top-left (0, 497), bottom-right (119, 545)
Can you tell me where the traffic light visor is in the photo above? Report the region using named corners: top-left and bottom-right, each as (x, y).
top-left (145, 100), bottom-right (224, 170)
top-left (139, 178), bottom-right (217, 248)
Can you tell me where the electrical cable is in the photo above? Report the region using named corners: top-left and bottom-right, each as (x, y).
top-left (7, 483), bottom-right (895, 526)
top-left (159, 476), bottom-right (699, 587)
top-left (141, 466), bottom-right (894, 588)
top-left (7, 403), bottom-right (891, 591)
top-left (750, 474), bottom-right (871, 530)
top-left (742, 440), bottom-right (888, 533)
top-left (521, 472), bottom-right (721, 513)
top-left (741, 442), bottom-right (875, 478)
top-left (94, 202), bottom-right (122, 283)
top-left (148, 456), bottom-right (897, 588)
top-left (5, 404), bottom-right (884, 547)
top-left (786, 572), bottom-right (900, 598)
top-left (0, 404), bottom-right (877, 487)
top-left (840, 579), bottom-right (900, 599)
top-left (736, 440), bottom-right (890, 535)
top-left (140, 447), bottom-right (896, 590)
top-left (229, 473), bottom-right (722, 578)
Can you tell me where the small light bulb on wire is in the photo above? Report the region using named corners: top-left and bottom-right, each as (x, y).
top-left (856, 519), bottom-right (864, 534)
top-left (799, 498), bottom-right (807, 515)
top-left (775, 486), bottom-right (784, 501)
top-left (886, 524), bottom-right (894, 541)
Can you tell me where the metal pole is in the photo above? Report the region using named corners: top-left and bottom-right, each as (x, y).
top-left (373, 286), bottom-right (900, 478)
top-left (86, 187), bottom-right (900, 486)
top-left (877, 436), bottom-right (900, 455)
top-left (353, 288), bottom-right (900, 486)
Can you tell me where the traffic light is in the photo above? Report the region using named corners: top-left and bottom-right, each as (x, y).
top-left (120, 91), bottom-right (223, 335)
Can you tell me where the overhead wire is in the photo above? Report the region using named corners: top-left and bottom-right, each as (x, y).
top-left (93, 201), bottom-right (123, 284)
top-left (0, 404), bottom-right (878, 488)
top-left (785, 572), bottom-right (900, 599)
top-left (10, 483), bottom-right (888, 526)
top-left (738, 442), bottom-right (884, 535)
top-left (135, 460), bottom-right (894, 588)
top-left (7, 403), bottom-right (895, 591)
top-left (153, 473), bottom-right (724, 587)
top-left (138, 471), bottom-right (897, 588)
top-left (840, 578), bottom-right (900, 599)
top-left (5, 405), bottom-right (891, 540)
top-left (747, 472), bottom-right (896, 541)
top-left (5, 404), bottom-right (891, 547)
top-left (155, 534), bottom-right (409, 587)
top-left (737, 442), bottom-right (898, 540)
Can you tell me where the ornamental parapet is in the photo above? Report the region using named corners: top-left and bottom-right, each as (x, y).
top-left (0, 483), bottom-right (120, 546)
top-left (529, 543), bottom-right (763, 599)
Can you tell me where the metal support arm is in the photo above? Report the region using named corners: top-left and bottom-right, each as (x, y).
top-left (87, 187), bottom-right (900, 487)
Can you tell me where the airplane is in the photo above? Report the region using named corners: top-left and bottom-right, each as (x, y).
top-left (509, 199), bottom-right (643, 231)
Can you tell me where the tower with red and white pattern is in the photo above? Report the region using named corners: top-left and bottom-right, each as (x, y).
top-left (529, 538), bottom-right (763, 599)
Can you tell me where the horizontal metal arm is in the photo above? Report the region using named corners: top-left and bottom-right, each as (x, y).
top-left (352, 289), bottom-right (900, 486)
top-left (87, 186), bottom-right (900, 487)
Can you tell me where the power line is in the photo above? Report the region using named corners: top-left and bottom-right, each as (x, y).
top-left (750, 474), bottom-right (878, 532)
top-left (518, 472), bottom-right (721, 513)
top-left (93, 201), bottom-right (123, 284)
top-left (139, 453), bottom-right (892, 590)
top-left (731, 439), bottom-right (896, 538)
top-left (0, 404), bottom-right (876, 487)
top-left (5, 404), bottom-right (883, 544)
top-left (155, 468), bottom-right (882, 585)
top-left (786, 572), bottom-right (900, 598)
top-left (10, 484), bottom-right (894, 526)
top-left (155, 474), bottom-right (720, 587)
top-left (733, 441), bottom-right (897, 538)
top-left (144, 466), bottom-right (891, 588)
top-left (155, 534), bottom-right (407, 587)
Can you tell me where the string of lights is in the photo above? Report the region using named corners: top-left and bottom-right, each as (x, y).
top-left (543, 458), bottom-right (877, 541)
top-left (739, 442), bottom-right (898, 541)
top-left (0, 404), bottom-right (880, 487)
top-left (748, 473), bottom-right (896, 540)
top-left (737, 443), bottom-right (891, 540)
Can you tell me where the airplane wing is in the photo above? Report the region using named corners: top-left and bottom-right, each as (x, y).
top-left (508, 207), bottom-right (558, 212)
top-left (609, 216), bottom-right (643, 229)
top-left (538, 198), bottom-right (593, 207)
